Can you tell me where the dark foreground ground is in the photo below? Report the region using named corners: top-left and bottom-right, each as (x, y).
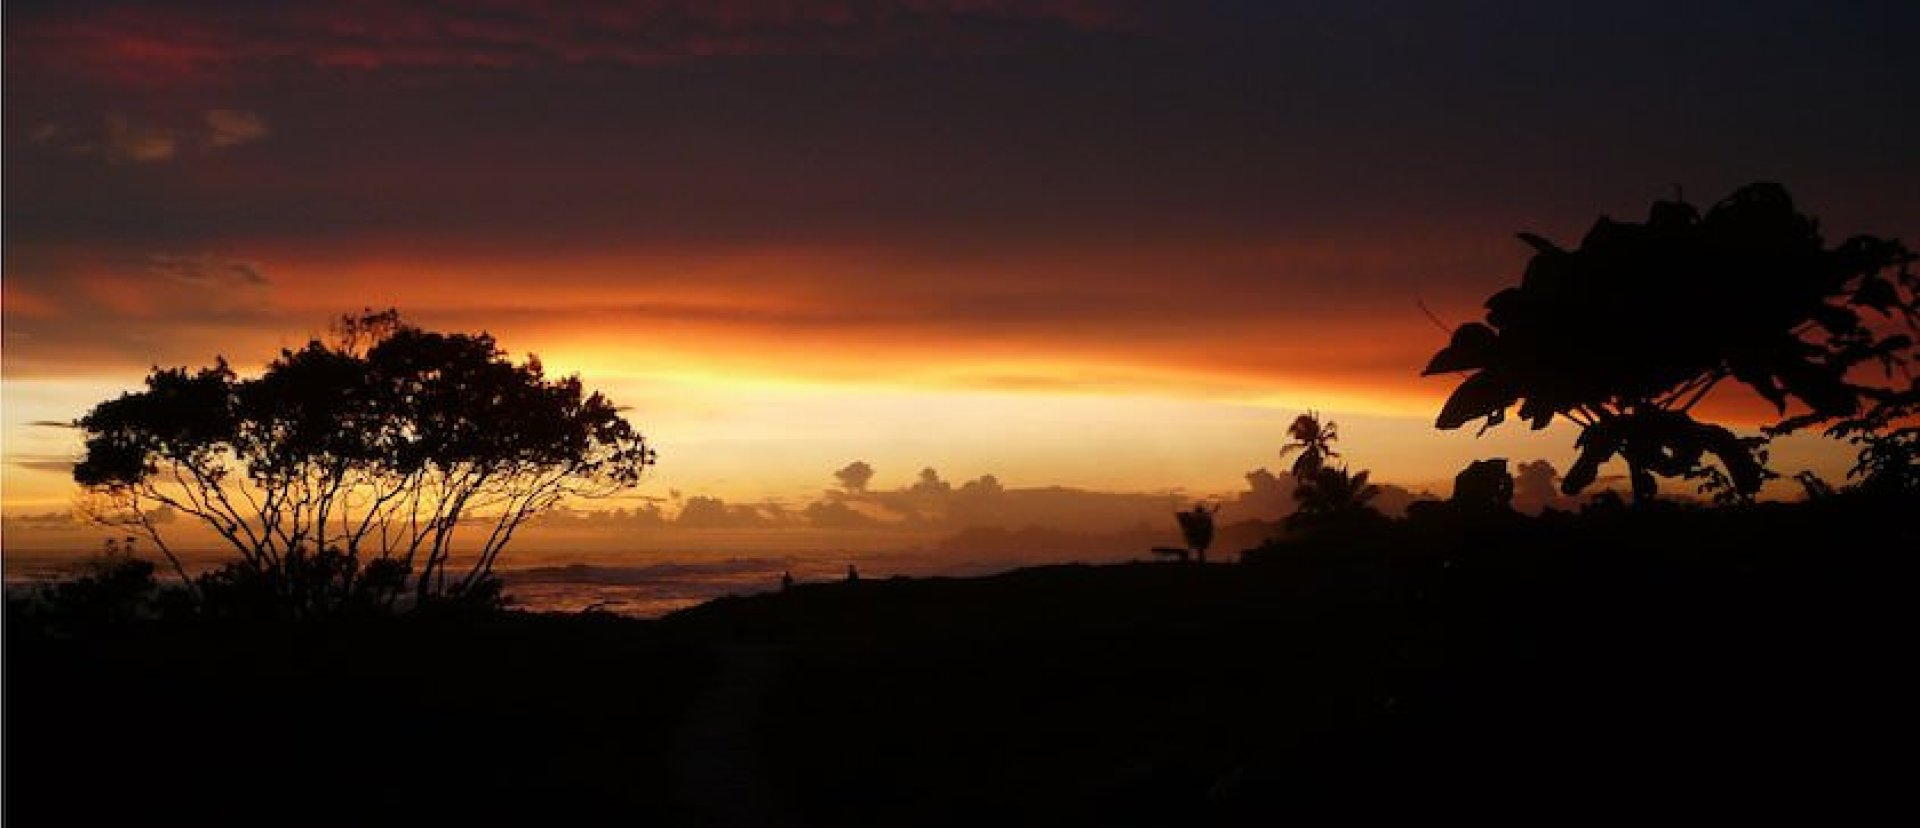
top-left (8, 500), bottom-right (1911, 825)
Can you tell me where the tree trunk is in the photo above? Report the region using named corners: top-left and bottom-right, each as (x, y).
top-left (1628, 461), bottom-right (1658, 505)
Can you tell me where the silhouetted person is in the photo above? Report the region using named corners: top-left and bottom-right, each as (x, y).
top-left (846, 564), bottom-right (859, 583)
top-left (781, 571), bottom-right (794, 591)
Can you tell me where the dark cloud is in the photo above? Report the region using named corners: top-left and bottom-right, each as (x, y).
top-left (1226, 466), bottom-right (1432, 524)
top-left (908, 467), bottom-right (951, 497)
top-left (5, 1), bottom-right (1918, 450)
top-left (1513, 459), bottom-right (1562, 514)
top-left (0, 510), bottom-right (85, 530)
top-left (1508, 458), bottom-right (1620, 514)
top-left (4, 0), bottom-right (1130, 89)
top-left (201, 109), bottom-right (269, 148)
top-left (649, 459), bottom-right (1440, 538)
top-left (803, 499), bottom-right (880, 530)
top-left (11, 2), bottom-right (1914, 255)
top-left (0, 243), bottom-right (291, 377)
top-left (146, 253), bottom-right (270, 288)
top-left (26, 110), bottom-right (269, 164)
top-left (831, 460), bottom-right (873, 493)
top-left (797, 465), bottom-right (1185, 533)
top-left (674, 494), bottom-right (784, 529)
top-left (530, 503), bottom-right (670, 529)
top-left (38, 114), bottom-right (176, 163)
top-left (1226, 468), bottom-right (1293, 522)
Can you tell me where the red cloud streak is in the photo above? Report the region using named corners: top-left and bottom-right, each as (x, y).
top-left (8, 1), bottom-right (1133, 88)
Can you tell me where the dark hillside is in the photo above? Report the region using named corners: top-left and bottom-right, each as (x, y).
top-left (9, 497), bottom-right (1909, 825)
top-left (667, 497), bottom-right (1910, 824)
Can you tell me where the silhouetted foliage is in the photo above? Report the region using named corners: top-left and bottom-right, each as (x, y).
top-left (1805, 375), bottom-right (1920, 495)
top-left (1451, 458), bottom-right (1515, 513)
top-left (72, 310), bottom-right (656, 618)
top-left (1848, 426), bottom-right (1920, 493)
top-left (1686, 435), bottom-right (1778, 505)
top-left (11, 553), bottom-right (161, 633)
top-left (1174, 503), bottom-right (1219, 563)
top-left (1404, 458), bottom-right (1531, 530)
top-left (1278, 410), bottom-right (1340, 477)
top-left (713, 493), bottom-right (1909, 824)
top-left (1286, 465), bottom-right (1383, 531)
top-left (1273, 411), bottom-right (1384, 533)
top-left (8, 611), bottom-right (711, 827)
top-left (1426, 183), bottom-right (1919, 503)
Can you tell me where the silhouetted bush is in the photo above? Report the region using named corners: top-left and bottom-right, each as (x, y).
top-left (69, 309), bottom-right (656, 619)
top-left (1449, 458), bottom-right (1514, 513)
top-left (8, 553), bottom-right (164, 634)
top-left (1425, 183), bottom-right (1918, 504)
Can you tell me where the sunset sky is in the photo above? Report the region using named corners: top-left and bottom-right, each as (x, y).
top-left (5, 1), bottom-right (1918, 527)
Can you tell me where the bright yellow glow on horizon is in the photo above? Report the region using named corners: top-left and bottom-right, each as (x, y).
top-left (2, 312), bottom-right (1862, 529)
top-left (0, 246), bottom-right (1871, 532)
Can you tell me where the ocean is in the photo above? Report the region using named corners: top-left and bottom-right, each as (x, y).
top-left (1, 543), bottom-right (1100, 618)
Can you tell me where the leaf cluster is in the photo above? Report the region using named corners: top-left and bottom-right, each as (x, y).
top-left (1426, 183), bottom-right (1918, 500)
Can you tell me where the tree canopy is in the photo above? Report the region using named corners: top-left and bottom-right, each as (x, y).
top-left (1425, 183), bottom-right (1918, 503)
top-left (74, 310), bottom-right (656, 615)
top-left (1278, 411), bottom-right (1341, 478)
top-left (1275, 411), bottom-right (1382, 531)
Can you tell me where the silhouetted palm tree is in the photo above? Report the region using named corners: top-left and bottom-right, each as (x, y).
top-left (1286, 465), bottom-right (1381, 530)
top-left (1278, 411), bottom-right (1341, 478)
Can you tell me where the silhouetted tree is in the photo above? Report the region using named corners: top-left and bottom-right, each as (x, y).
top-left (1426, 183), bottom-right (1918, 504)
top-left (73, 310), bottom-right (656, 616)
top-left (1849, 427), bottom-right (1919, 493)
top-left (1278, 411), bottom-right (1341, 477)
top-left (1813, 377), bottom-right (1920, 495)
top-left (1275, 410), bottom-right (1383, 530)
top-left (17, 552), bottom-right (160, 632)
top-left (1286, 466), bottom-right (1381, 530)
top-left (1175, 503), bottom-right (1219, 563)
top-left (1451, 459), bottom-right (1515, 513)
top-left (910, 467), bottom-right (952, 496)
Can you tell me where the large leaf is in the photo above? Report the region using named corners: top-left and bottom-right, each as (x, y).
top-left (1483, 287), bottom-right (1529, 331)
top-left (1422, 323), bottom-right (1498, 375)
top-left (1435, 370), bottom-right (1518, 431)
top-left (1561, 427), bottom-right (1622, 495)
top-left (1517, 394), bottom-right (1558, 429)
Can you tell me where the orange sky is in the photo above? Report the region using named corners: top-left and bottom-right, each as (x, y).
top-left (5, 1), bottom-right (1917, 536)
